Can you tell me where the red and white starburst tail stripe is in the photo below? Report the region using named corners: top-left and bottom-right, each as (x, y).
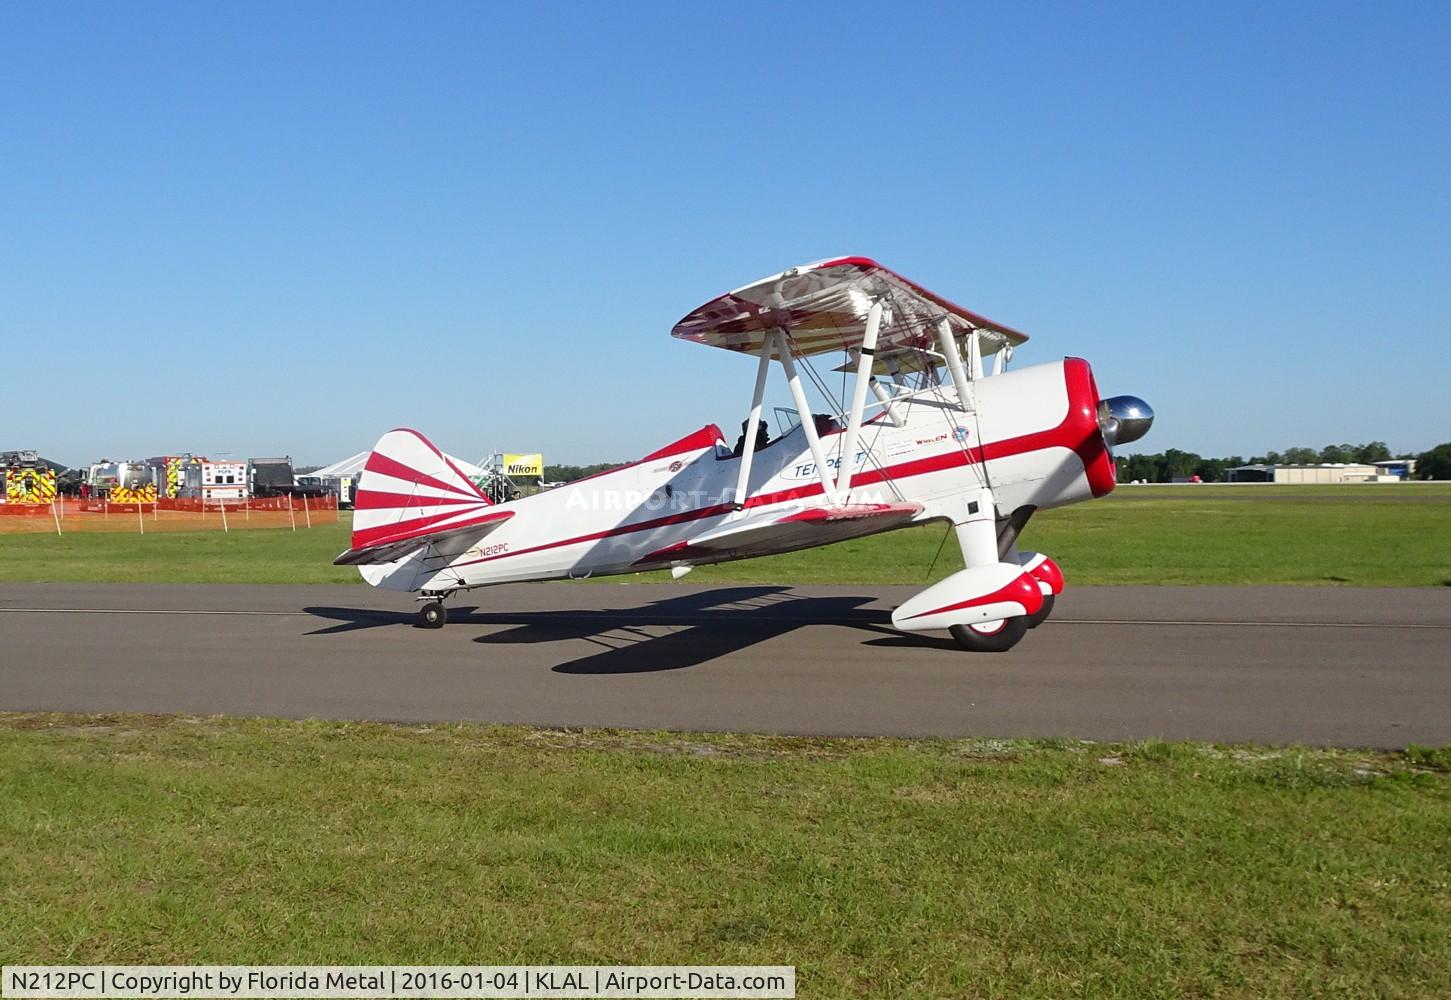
top-left (336, 428), bottom-right (511, 565)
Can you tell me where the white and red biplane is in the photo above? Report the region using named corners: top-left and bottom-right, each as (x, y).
top-left (336, 257), bottom-right (1152, 651)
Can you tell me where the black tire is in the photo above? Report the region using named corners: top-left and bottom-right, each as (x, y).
top-left (1027, 592), bottom-right (1055, 629)
top-left (418, 602), bottom-right (447, 629)
top-left (949, 616), bottom-right (1029, 652)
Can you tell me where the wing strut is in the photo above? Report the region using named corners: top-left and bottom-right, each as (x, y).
top-left (869, 376), bottom-right (906, 427)
top-left (967, 327), bottom-right (985, 379)
top-left (835, 299), bottom-right (884, 497)
top-left (731, 332), bottom-right (775, 512)
top-left (778, 330), bottom-right (841, 505)
top-left (935, 318), bottom-right (975, 413)
top-left (992, 343), bottom-right (1011, 376)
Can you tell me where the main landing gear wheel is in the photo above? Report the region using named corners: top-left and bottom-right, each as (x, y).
top-left (418, 601), bottom-right (447, 629)
top-left (949, 616), bottom-right (1029, 652)
top-left (1027, 593), bottom-right (1055, 629)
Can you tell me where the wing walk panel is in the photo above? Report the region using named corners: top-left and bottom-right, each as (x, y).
top-left (633, 502), bottom-right (922, 567)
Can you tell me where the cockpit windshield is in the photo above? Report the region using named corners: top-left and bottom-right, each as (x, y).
top-left (772, 406), bottom-right (802, 437)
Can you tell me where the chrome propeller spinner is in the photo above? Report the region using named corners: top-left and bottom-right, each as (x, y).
top-left (1098, 395), bottom-right (1154, 449)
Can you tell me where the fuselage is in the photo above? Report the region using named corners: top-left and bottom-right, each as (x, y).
top-left (361, 358), bottom-right (1115, 593)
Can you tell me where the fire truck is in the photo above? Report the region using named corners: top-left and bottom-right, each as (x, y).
top-left (1, 450), bottom-right (59, 506)
top-left (86, 460), bottom-right (156, 504)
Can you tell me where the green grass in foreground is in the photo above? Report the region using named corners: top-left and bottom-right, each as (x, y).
top-left (0, 522), bottom-right (360, 585)
top-left (2, 715), bottom-right (1449, 997)
top-left (1, 484), bottom-right (1448, 586)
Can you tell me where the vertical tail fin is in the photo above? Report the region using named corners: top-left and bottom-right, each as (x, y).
top-left (349, 428), bottom-right (493, 556)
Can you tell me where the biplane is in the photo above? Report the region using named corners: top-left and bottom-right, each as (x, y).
top-left (336, 257), bottom-right (1152, 651)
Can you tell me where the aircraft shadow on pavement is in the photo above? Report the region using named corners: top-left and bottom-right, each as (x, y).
top-left (301, 606), bottom-right (449, 635)
top-left (304, 587), bottom-right (904, 672)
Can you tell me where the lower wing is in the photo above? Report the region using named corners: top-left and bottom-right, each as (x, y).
top-left (634, 501), bottom-right (922, 566)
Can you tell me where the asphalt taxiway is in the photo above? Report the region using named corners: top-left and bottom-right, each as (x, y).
top-left (1, 583), bottom-right (1447, 747)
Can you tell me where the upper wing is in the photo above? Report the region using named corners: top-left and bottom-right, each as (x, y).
top-left (671, 256), bottom-right (1028, 359)
top-left (633, 501), bottom-right (923, 567)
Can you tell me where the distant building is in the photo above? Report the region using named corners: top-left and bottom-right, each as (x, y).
top-left (1372, 459), bottom-right (1417, 480)
top-left (1226, 463), bottom-right (1396, 484)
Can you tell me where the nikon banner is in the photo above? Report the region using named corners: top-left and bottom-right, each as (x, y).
top-left (502, 454), bottom-right (544, 477)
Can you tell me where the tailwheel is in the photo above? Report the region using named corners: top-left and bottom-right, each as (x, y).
top-left (949, 616), bottom-right (1028, 652)
top-left (1027, 592), bottom-right (1055, 629)
top-left (418, 601), bottom-right (448, 629)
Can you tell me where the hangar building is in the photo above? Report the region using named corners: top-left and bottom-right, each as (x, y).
top-left (1226, 463), bottom-right (1393, 484)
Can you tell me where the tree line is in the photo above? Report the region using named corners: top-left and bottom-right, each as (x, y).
top-left (541, 441), bottom-right (1451, 487)
top-left (542, 462), bottom-right (624, 484)
top-left (1117, 441), bottom-right (1451, 483)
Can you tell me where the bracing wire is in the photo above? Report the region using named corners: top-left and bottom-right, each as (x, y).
top-left (924, 520), bottom-right (954, 581)
top-left (795, 345), bottom-right (904, 502)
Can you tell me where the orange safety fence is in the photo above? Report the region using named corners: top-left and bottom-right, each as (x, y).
top-left (0, 495), bottom-right (342, 534)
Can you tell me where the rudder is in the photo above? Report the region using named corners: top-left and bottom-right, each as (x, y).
top-left (350, 428), bottom-right (492, 555)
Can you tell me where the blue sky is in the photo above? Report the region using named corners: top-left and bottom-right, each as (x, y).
top-left (3, 2), bottom-right (1447, 467)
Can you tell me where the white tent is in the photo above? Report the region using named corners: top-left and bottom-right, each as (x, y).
top-left (302, 452), bottom-right (369, 480)
top-left (298, 451), bottom-right (490, 485)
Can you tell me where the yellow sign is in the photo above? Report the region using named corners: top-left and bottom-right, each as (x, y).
top-left (502, 453), bottom-right (544, 477)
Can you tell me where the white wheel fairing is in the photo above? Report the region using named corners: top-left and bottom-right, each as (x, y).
top-left (891, 564), bottom-right (1044, 633)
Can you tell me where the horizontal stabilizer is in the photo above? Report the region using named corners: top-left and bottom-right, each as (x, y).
top-left (635, 501), bottom-right (921, 567)
top-left (333, 509), bottom-right (513, 566)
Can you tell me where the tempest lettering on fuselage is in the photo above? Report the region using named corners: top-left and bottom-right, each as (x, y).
top-left (784, 452), bottom-right (867, 481)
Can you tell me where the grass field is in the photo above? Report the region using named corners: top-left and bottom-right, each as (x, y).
top-left (1, 484), bottom-right (1448, 586)
top-left (2, 714), bottom-right (1448, 997)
